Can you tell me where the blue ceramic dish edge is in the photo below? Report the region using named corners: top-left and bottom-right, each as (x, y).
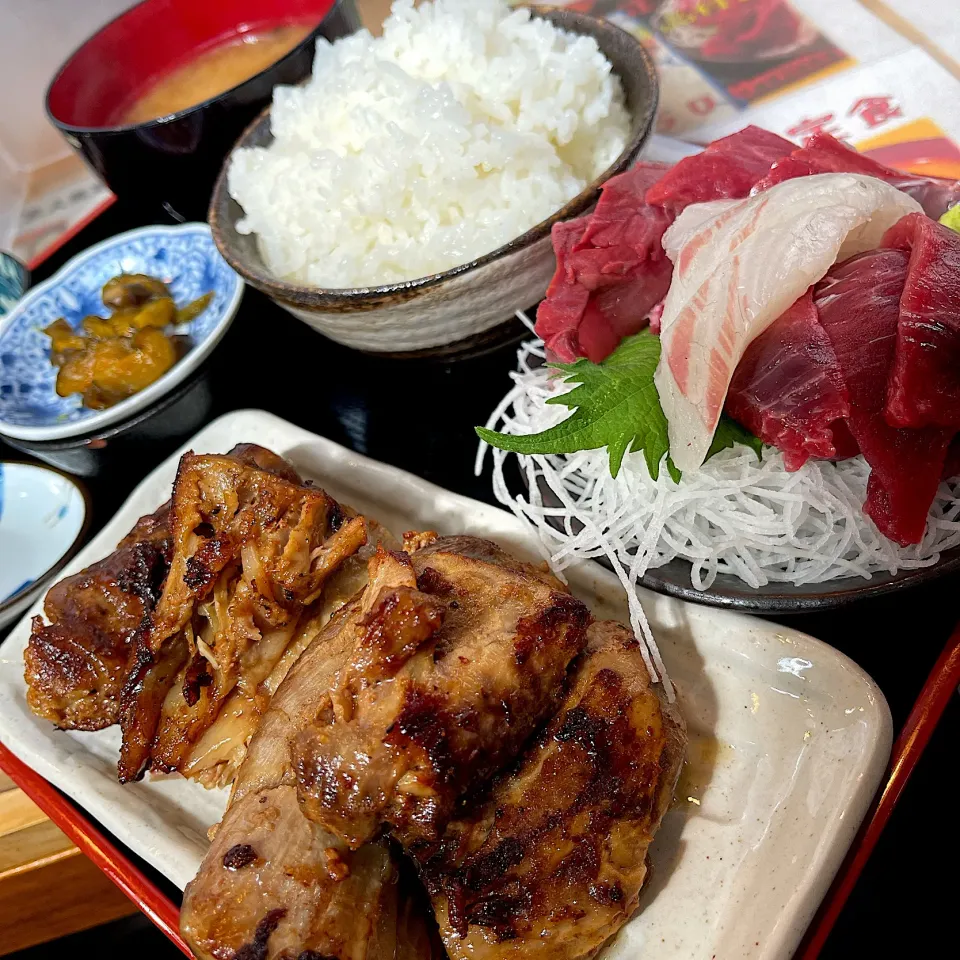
top-left (0, 461), bottom-right (90, 620)
top-left (0, 222), bottom-right (243, 443)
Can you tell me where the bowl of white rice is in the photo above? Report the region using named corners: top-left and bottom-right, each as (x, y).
top-left (209, 0), bottom-right (658, 358)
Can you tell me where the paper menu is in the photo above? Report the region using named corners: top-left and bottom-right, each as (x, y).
top-left (692, 46), bottom-right (960, 178)
top-left (614, 19), bottom-right (740, 135)
top-left (542, 0), bottom-right (910, 136)
top-left (867, 0), bottom-right (960, 77)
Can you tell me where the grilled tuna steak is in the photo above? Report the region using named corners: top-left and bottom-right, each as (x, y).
top-left (24, 444), bottom-right (302, 735)
top-left (181, 548), bottom-right (436, 960)
top-left (118, 449), bottom-right (367, 782)
top-left (24, 502), bottom-right (171, 731)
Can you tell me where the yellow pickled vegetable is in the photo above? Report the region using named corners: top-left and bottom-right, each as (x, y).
top-left (82, 315), bottom-right (118, 339)
top-left (91, 328), bottom-right (176, 399)
top-left (132, 297), bottom-right (177, 330)
top-left (55, 350), bottom-right (96, 400)
top-left (101, 273), bottom-right (171, 309)
top-left (43, 271), bottom-right (213, 410)
top-left (175, 292), bottom-right (213, 325)
top-left (42, 318), bottom-right (86, 355)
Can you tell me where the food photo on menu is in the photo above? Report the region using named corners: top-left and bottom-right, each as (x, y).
top-left (0, 0), bottom-right (957, 958)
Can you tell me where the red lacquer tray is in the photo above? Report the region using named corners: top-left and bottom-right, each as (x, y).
top-left (2, 619), bottom-right (958, 959)
top-left (0, 740), bottom-right (190, 957)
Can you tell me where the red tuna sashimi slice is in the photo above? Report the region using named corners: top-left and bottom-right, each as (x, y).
top-left (815, 249), bottom-right (953, 546)
top-left (880, 212), bottom-right (960, 429)
top-left (575, 299), bottom-right (622, 362)
top-left (535, 217), bottom-right (591, 362)
top-left (726, 291), bottom-right (852, 470)
top-left (577, 162), bottom-right (673, 254)
top-left (535, 164), bottom-right (672, 363)
top-left (645, 126), bottom-right (794, 217)
top-left (754, 133), bottom-right (901, 190)
top-left (754, 133), bottom-right (960, 218)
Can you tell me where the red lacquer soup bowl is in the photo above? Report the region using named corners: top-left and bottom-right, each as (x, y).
top-left (45, 0), bottom-right (360, 221)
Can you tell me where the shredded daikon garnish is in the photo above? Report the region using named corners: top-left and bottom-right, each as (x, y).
top-left (478, 329), bottom-right (960, 670)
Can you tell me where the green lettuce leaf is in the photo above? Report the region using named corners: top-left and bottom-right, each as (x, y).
top-left (940, 204), bottom-right (960, 235)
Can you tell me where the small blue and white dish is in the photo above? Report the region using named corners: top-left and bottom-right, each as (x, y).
top-left (0, 223), bottom-right (242, 443)
top-left (0, 461), bottom-right (89, 631)
top-left (0, 253), bottom-right (29, 318)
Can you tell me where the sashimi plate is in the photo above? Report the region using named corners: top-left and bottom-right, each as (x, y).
top-left (0, 410), bottom-right (891, 960)
top-left (525, 447), bottom-right (960, 614)
top-left (637, 550), bottom-right (960, 613)
top-left (488, 134), bottom-right (960, 614)
top-left (522, 413), bottom-right (960, 614)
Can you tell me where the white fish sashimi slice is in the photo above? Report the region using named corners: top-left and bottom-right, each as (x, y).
top-left (654, 173), bottom-right (922, 472)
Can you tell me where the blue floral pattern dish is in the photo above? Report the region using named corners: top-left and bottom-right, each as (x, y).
top-left (0, 224), bottom-right (243, 442)
top-left (0, 253), bottom-right (28, 318)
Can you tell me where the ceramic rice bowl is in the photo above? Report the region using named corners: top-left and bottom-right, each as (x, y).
top-left (209, 6), bottom-right (659, 358)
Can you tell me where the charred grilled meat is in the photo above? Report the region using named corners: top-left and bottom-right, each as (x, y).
top-left (24, 441), bottom-right (393, 789)
top-left (118, 449), bottom-right (368, 783)
top-left (178, 516), bottom-right (398, 789)
top-left (24, 444), bottom-right (300, 734)
top-left (417, 620), bottom-right (686, 959)
top-left (24, 502), bottom-right (172, 731)
top-left (181, 536), bottom-right (680, 959)
top-left (293, 535), bottom-right (592, 851)
top-left (181, 547), bottom-right (437, 960)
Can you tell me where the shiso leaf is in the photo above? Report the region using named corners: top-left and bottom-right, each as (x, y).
top-left (708, 415), bottom-right (764, 461)
top-left (477, 330), bottom-right (672, 480)
top-left (478, 330), bottom-right (763, 481)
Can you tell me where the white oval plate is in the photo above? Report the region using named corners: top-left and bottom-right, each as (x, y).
top-left (0, 410), bottom-right (891, 960)
top-left (0, 461), bottom-right (87, 629)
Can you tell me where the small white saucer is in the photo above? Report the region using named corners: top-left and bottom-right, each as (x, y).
top-left (0, 462), bottom-right (88, 630)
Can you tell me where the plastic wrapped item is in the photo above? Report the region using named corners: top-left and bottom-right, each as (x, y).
top-left (0, 2), bottom-right (137, 171)
top-left (0, 1), bottom-right (135, 254)
top-left (0, 148), bottom-right (26, 252)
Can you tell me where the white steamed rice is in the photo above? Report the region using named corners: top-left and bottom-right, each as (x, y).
top-left (228, 0), bottom-right (630, 289)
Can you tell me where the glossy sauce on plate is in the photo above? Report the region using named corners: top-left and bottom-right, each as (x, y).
top-left (122, 23), bottom-right (313, 124)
